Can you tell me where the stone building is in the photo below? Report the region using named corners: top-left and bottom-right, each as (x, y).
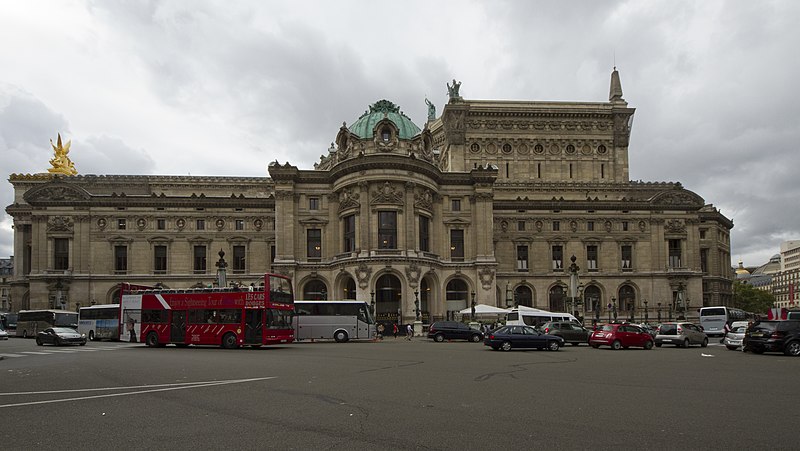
top-left (5, 69), bottom-right (733, 324)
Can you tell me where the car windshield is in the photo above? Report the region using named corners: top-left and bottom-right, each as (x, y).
top-left (752, 322), bottom-right (778, 332)
top-left (51, 327), bottom-right (76, 334)
top-left (731, 326), bottom-right (747, 333)
top-left (600, 325), bottom-right (614, 331)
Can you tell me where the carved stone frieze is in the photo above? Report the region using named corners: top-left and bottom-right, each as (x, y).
top-left (356, 262), bottom-right (372, 289)
top-left (371, 182), bottom-right (404, 205)
top-left (47, 216), bottom-right (73, 232)
top-left (414, 189), bottom-right (434, 212)
top-left (337, 187), bottom-right (360, 212)
top-left (479, 267), bottom-right (495, 290)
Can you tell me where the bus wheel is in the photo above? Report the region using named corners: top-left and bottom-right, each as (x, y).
top-left (145, 332), bottom-right (159, 348)
top-left (221, 332), bottom-right (238, 349)
top-left (334, 330), bottom-right (349, 343)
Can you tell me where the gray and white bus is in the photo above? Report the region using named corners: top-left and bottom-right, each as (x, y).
top-left (293, 300), bottom-right (376, 342)
top-left (78, 304), bottom-right (120, 341)
top-left (16, 309), bottom-right (79, 338)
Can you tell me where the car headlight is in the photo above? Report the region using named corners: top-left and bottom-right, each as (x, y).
top-left (81, 334), bottom-right (86, 338)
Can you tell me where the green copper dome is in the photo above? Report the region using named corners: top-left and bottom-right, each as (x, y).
top-left (349, 100), bottom-right (421, 140)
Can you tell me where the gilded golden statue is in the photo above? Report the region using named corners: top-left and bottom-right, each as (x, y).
top-left (48, 133), bottom-right (77, 175)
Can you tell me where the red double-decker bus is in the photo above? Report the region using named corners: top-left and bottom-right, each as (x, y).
top-left (118, 274), bottom-right (294, 348)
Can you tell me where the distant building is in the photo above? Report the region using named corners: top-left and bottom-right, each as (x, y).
top-left (5, 69), bottom-right (734, 323)
top-left (0, 257), bottom-right (12, 311)
top-left (781, 240), bottom-right (800, 272)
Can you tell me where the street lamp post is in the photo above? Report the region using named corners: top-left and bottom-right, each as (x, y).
top-left (607, 301), bottom-right (612, 322)
top-left (643, 299), bottom-right (649, 323)
top-left (612, 297), bottom-right (617, 321)
top-left (568, 255), bottom-right (580, 320)
top-left (657, 302), bottom-right (661, 322)
top-left (414, 289), bottom-right (420, 321)
top-left (470, 290), bottom-right (476, 322)
top-left (370, 290), bottom-right (375, 315)
top-left (676, 282), bottom-right (685, 320)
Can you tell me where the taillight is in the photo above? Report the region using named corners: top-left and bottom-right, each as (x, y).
top-left (677, 326), bottom-right (683, 334)
top-left (771, 331), bottom-right (784, 339)
top-left (489, 334), bottom-right (495, 340)
top-left (544, 327), bottom-right (550, 333)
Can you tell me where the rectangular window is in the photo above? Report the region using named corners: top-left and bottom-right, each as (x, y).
top-left (699, 229), bottom-right (706, 239)
top-left (343, 214), bottom-right (356, 252)
top-left (621, 245), bottom-right (632, 270)
top-left (450, 229), bottom-right (464, 260)
top-left (309, 197), bottom-right (320, 210)
top-left (552, 245), bottom-right (563, 271)
top-left (517, 245), bottom-right (529, 271)
top-left (700, 248), bottom-right (709, 273)
top-left (587, 221), bottom-right (594, 232)
top-left (518, 221), bottom-right (525, 231)
top-left (157, 219), bottom-right (166, 230)
top-left (270, 245), bottom-right (276, 265)
top-left (196, 219), bottom-right (205, 231)
top-left (154, 245), bottom-right (167, 274)
top-left (193, 245), bottom-right (207, 273)
top-left (117, 218), bottom-right (126, 230)
top-left (235, 219), bottom-right (244, 231)
top-left (451, 198), bottom-right (461, 211)
top-left (553, 221), bottom-right (560, 232)
top-left (587, 245), bottom-right (598, 271)
top-left (232, 245), bottom-right (246, 272)
top-left (668, 239), bottom-right (682, 268)
top-left (419, 216), bottom-right (430, 252)
top-left (114, 245), bottom-right (128, 273)
top-left (54, 238), bottom-right (69, 270)
top-left (622, 221), bottom-right (629, 232)
top-left (307, 229), bottom-right (321, 259)
top-left (378, 211), bottom-right (397, 249)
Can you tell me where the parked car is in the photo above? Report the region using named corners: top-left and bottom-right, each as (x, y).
top-left (744, 320), bottom-right (800, 356)
top-left (483, 325), bottom-right (563, 351)
top-left (0, 326), bottom-right (8, 340)
top-left (589, 323), bottom-right (654, 350)
top-left (655, 322), bottom-right (708, 348)
top-left (427, 321), bottom-right (483, 342)
top-left (541, 321), bottom-right (590, 345)
top-left (722, 321), bottom-right (749, 350)
top-left (35, 327), bottom-right (87, 346)
top-left (635, 323), bottom-right (658, 338)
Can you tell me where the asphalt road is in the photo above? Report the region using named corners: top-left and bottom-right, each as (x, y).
top-left (1, 336), bottom-right (797, 450)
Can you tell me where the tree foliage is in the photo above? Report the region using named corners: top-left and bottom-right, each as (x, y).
top-left (733, 280), bottom-right (775, 314)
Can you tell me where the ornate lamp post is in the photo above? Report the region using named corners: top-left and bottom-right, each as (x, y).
top-left (370, 290), bottom-right (375, 315)
top-left (612, 297), bottom-right (617, 321)
top-left (676, 282), bottom-right (685, 320)
top-left (644, 299), bottom-right (649, 323)
top-left (657, 302), bottom-right (662, 322)
top-left (215, 249), bottom-right (227, 288)
top-left (568, 255), bottom-right (580, 319)
top-left (414, 289), bottom-right (421, 321)
top-left (470, 290), bottom-right (476, 322)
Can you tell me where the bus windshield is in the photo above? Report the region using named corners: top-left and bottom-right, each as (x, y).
top-left (55, 312), bottom-right (79, 328)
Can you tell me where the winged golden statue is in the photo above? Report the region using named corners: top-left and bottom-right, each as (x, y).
top-left (48, 133), bottom-right (78, 175)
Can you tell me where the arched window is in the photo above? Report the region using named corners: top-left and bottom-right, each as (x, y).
top-left (583, 285), bottom-right (602, 313)
top-left (343, 277), bottom-right (356, 300)
top-left (515, 286), bottom-right (533, 307)
top-left (381, 127), bottom-right (391, 142)
top-left (445, 279), bottom-right (469, 320)
top-left (618, 285), bottom-right (636, 313)
top-left (303, 280), bottom-right (327, 300)
top-left (375, 274), bottom-right (401, 323)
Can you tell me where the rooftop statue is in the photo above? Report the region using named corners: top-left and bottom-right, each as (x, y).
top-left (447, 79), bottom-right (461, 102)
top-left (425, 97), bottom-right (436, 121)
top-left (48, 133), bottom-right (77, 176)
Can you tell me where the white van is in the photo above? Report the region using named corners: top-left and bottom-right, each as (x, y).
top-left (505, 306), bottom-right (580, 328)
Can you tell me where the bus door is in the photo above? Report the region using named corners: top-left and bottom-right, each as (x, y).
top-left (170, 310), bottom-right (187, 343)
top-left (244, 309), bottom-right (263, 345)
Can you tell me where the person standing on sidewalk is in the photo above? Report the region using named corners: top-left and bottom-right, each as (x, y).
top-left (406, 324), bottom-right (413, 340)
top-left (393, 323), bottom-right (398, 339)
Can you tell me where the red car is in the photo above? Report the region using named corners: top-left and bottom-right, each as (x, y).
top-left (589, 323), bottom-right (654, 350)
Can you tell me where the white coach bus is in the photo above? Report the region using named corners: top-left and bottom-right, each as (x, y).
top-left (293, 300), bottom-right (376, 343)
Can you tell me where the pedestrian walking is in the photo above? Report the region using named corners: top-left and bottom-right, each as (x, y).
top-left (393, 323), bottom-right (398, 339)
top-left (406, 324), bottom-right (413, 340)
top-left (377, 323), bottom-right (385, 340)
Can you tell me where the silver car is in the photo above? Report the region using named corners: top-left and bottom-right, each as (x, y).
top-left (723, 321), bottom-right (749, 350)
top-left (655, 322), bottom-right (708, 348)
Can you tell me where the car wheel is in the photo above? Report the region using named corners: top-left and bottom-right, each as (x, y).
top-left (611, 340), bottom-right (622, 350)
top-left (334, 330), bottom-right (349, 343)
top-left (655, 343), bottom-right (662, 347)
top-left (784, 341), bottom-right (800, 356)
top-left (36, 337), bottom-right (43, 346)
top-left (726, 345), bottom-right (738, 351)
top-left (145, 332), bottom-right (159, 348)
top-left (547, 341), bottom-right (560, 352)
top-left (500, 341), bottom-right (512, 352)
top-left (221, 332), bottom-right (238, 349)
top-left (434, 334), bottom-right (445, 343)
top-left (644, 340), bottom-right (654, 350)
top-left (701, 338), bottom-right (708, 348)
top-left (470, 334), bottom-right (481, 342)
top-left (683, 338), bottom-right (690, 348)
top-left (591, 344), bottom-right (600, 349)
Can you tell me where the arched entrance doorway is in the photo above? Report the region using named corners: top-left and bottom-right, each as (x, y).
top-left (303, 280), bottom-right (327, 300)
top-left (420, 278), bottom-right (431, 323)
top-left (343, 277), bottom-right (356, 300)
top-left (515, 286), bottom-right (533, 307)
top-left (375, 274), bottom-right (401, 326)
top-left (445, 279), bottom-right (469, 320)
top-left (549, 285), bottom-right (565, 312)
top-left (583, 285), bottom-right (602, 324)
top-left (618, 285), bottom-right (636, 320)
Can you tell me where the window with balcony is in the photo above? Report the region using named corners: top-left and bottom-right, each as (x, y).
top-left (307, 229), bottom-right (321, 259)
top-left (517, 245), bottom-right (529, 271)
top-left (378, 211), bottom-right (397, 249)
top-left (343, 214), bottom-right (356, 252)
top-left (450, 229), bottom-right (464, 261)
top-left (193, 245), bottom-right (207, 273)
top-left (54, 238), bottom-right (69, 270)
top-left (552, 245), bottom-right (563, 271)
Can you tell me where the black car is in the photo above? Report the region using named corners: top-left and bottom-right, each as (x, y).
top-left (483, 325), bottom-right (564, 352)
top-left (36, 327), bottom-right (87, 346)
top-left (541, 321), bottom-right (590, 345)
top-left (427, 321), bottom-right (483, 342)
top-left (744, 320), bottom-right (800, 356)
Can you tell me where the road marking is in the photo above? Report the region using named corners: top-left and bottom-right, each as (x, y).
top-left (0, 353), bottom-right (25, 358)
top-left (19, 351), bottom-right (53, 355)
top-left (0, 377), bottom-right (277, 408)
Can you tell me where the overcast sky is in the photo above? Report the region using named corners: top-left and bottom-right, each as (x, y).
top-left (1, 0), bottom-right (798, 268)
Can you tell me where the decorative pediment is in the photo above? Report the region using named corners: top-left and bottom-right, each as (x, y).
top-left (337, 187), bottom-right (361, 212)
top-left (414, 188), bottom-right (434, 211)
top-left (371, 182), bottom-right (404, 205)
top-left (25, 184), bottom-right (90, 204)
top-left (651, 190), bottom-right (704, 208)
top-left (47, 216), bottom-right (74, 232)
top-left (107, 235), bottom-right (133, 244)
top-left (299, 217), bottom-right (329, 226)
top-left (665, 219), bottom-right (686, 234)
